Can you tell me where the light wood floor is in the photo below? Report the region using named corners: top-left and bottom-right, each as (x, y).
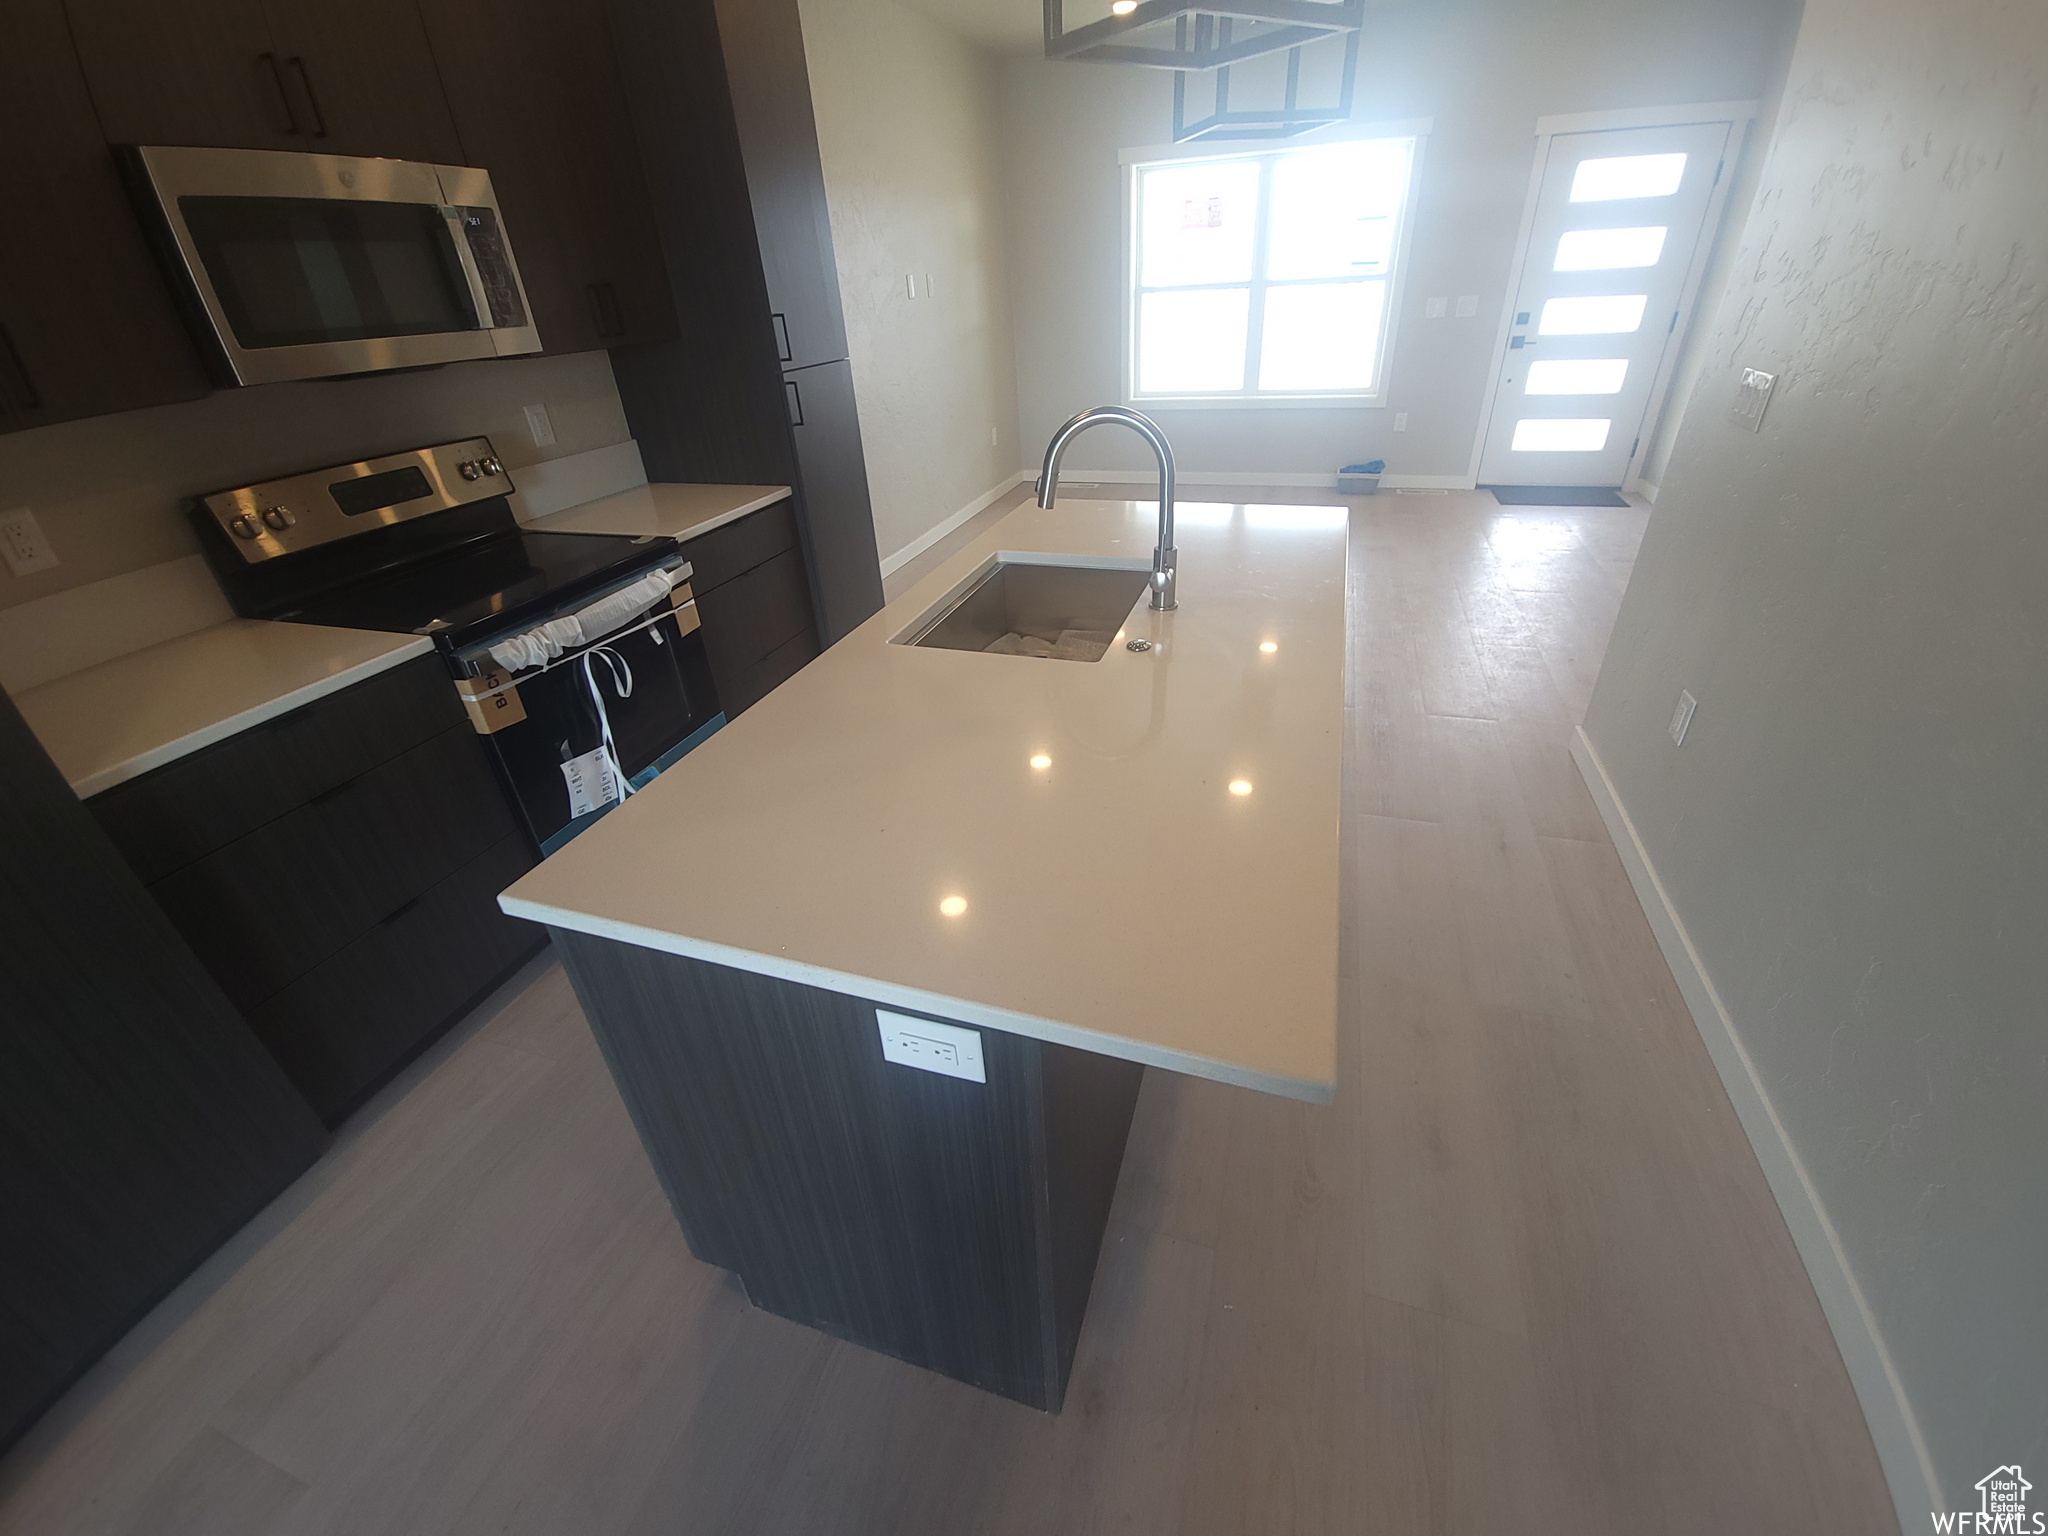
top-left (0, 489), bottom-right (1896, 1536)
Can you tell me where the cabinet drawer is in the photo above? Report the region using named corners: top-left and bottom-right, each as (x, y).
top-left (729, 625), bottom-right (819, 715)
top-left (697, 546), bottom-right (815, 690)
top-left (152, 724), bottom-right (518, 1011)
top-left (683, 498), bottom-right (800, 591)
top-left (92, 655), bottom-right (463, 885)
top-left (248, 833), bottom-right (542, 1122)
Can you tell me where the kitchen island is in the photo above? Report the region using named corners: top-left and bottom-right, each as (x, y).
top-left (498, 494), bottom-right (1346, 1409)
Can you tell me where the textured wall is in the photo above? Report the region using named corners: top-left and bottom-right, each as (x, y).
top-left (1582, 0), bottom-right (2048, 1519)
top-left (0, 350), bottom-right (631, 611)
top-left (799, 0), bottom-right (1023, 563)
top-left (996, 0), bottom-right (1799, 483)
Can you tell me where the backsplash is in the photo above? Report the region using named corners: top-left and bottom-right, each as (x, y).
top-left (0, 349), bottom-right (631, 613)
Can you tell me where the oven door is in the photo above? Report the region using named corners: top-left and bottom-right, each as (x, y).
top-left (462, 601), bottom-right (725, 856)
top-left (122, 145), bottom-right (541, 386)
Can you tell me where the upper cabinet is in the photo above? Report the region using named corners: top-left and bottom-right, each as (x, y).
top-left (65, 0), bottom-right (463, 163)
top-left (711, 0), bottom-right (849, 373)
top-left (1, 0), bottom-right (211, 432)
top-left (417, 0), bottom-right (677, 354)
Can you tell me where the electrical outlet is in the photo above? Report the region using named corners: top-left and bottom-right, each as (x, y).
top-left (523, 404), bottom-right (556, 447)
top-left (1393, 412), bottom-right (1409, 431)
top-left (1669, 689), bottom-right (1698, 746)
top-left (1455, 294), bottom-right (1479, 317)
top-left (1424, 296), bottom-right (1447, 319)
top-left (1732, 367), bottom-right (1776, 431)
top-left (0, 507), bottom-right (59, 576)
top-left (877, 1009), bottom-right (985, 1083)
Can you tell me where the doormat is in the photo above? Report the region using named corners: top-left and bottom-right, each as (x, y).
top-left (1482, 485), bottom-right (1629, 507)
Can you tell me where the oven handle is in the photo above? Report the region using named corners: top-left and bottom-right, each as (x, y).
top-left (454, 595), bottom-right (702, 704)
top-left (442, 206), bottom-right (498, 334)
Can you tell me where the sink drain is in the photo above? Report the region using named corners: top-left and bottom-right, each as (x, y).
top-left (1126, 638), bottom-right (1153, 653)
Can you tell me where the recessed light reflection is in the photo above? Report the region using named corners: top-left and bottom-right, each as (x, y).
top-left (939, 894), bottom-right (968, 917)
top-left (1259, 640), bottom-right (1278, 654)
top-left (1029, 753), bottom-right (1052, 770)
top-left (1228, 779), bottom-right (1253, 797)
top-left (1111, 0), bottom-right (1137, 12)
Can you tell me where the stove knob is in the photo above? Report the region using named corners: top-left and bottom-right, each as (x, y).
top-left (481, 456), bottom-right (503, 476)
top-left (458, 460), bottom-right (483, 481)
top-left (261, 505), bottom-right (296, 530)
top-left (227, 513), bottom-right (261, 540)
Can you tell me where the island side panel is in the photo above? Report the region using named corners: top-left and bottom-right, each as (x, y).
top-left (1039, 1041), bottom-right (1144, 1391)
top-left (552, 928), bottom-right (1065, 1408)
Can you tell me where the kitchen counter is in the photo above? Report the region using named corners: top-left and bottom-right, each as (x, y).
top-left (523, 481), bottom-right (792, 544)
top-left (11, 483), bottom-right (791, 797)
top-left (15, 621), bottom-right (431, 798)
top-left (501, 496), bottom-right (1346, 1103)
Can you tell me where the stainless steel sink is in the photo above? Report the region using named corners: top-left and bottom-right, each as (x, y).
top-left (892, 556), bottom-right (1151, 661)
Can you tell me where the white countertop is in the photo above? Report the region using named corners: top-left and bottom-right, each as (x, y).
top-left (524, 482), bottom-right (792, 543)
top-left (500, 497), bottom-right (1347, 1102)
top-left (16, 620), bottom-right (431, 798)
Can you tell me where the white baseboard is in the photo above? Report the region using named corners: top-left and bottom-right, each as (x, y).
top-left (0, 554), bottom-right (233, 695)
top-left (507, 439), bottom-right (648, 523)
top-left (879, 471), bottom-right (1028, 578)
top-left (1570, 726), bottom-right (1937, 1536)
top-left (1048, 468), bottom-right (1477, 491)
top-left (1627, 476), bottom-right (1662, 503)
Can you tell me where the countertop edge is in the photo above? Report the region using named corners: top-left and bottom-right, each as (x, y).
top-left (502, 893), bottom-right (1337, 1104)
top-left (68, 636), bottom-right (434, 798)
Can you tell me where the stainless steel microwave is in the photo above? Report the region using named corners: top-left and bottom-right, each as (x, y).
top-left (120, 144), bottom-right (542, 387)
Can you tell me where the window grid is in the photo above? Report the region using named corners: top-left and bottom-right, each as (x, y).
top-left (1129, 138), bottom-right (1415, 405)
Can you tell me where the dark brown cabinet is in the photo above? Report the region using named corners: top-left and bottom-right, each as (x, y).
top-left (1, 686), bottom-right (325, 1453)
top-left (784, 359), bottom-right (885, 645)
top-left (66, 0), bottom-right (463, 161)
top-left (417, 0), bottom-right (676, 354)
top-left (712, 0), bottom-right (849, 373)
top-left (0, 0), bottom-right (212, 432)
top-left (89, 657), bottom-right (547, 1124)
top-left (685, 500), bottom-right (821, 716)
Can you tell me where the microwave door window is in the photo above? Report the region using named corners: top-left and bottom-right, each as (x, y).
top-left (177, 196), bottom-right (481, 350)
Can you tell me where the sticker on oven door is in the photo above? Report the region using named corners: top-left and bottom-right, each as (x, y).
top-left (560, 748), bottom-right (622, 819)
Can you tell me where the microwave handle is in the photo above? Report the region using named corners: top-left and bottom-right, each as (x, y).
top-left (441, 206), bottom-right (498, 334)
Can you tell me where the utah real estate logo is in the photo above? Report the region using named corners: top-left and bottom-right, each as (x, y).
top-left (1933, 1466), bottom-right (2041, 1534)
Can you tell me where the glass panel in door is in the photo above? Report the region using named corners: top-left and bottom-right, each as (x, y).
top-left (1476, 118), bottom-right (1735, 488)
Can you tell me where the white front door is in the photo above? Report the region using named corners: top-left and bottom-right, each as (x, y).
top-left (1477, 118), bottom-right (1734, 487)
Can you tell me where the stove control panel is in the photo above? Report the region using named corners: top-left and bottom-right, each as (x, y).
top-left (197, 437), bottom-right (512, 563)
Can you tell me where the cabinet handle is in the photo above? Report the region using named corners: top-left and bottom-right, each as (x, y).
top-left (0, 324), bottom-right (42, 411)
top-left (771, 312), bottom-right (792, 362)
top-left (785, 379), bottom-right (803, 427)
top-left (260, 53), bottom-right (300, 136)
top-left (585, 283), bottom-right (625, 338)
top-left (286, 57), bottom-right (328, 139)
top-left (379, 894), bottom-right (424, 927)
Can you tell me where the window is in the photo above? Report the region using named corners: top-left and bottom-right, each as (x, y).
top-left (1127, 134), bottom-right (1420, 405)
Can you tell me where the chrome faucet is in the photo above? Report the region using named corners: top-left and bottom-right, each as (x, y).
top-left (1035, 406), bottom-right (1178, 611)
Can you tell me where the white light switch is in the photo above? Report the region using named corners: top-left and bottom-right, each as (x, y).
top-left (523, 404), bottom-right (556, 447)
top-left (0, 507), bottom-right (59, 576)
top-left (877, 1009), bottom-right (985, 1083)
top-left (1455, 294), bottom-right (1479, 317)
top-left (905, 274), bottom-right (919, 300)
top-left (1424, 296), bottom-right (1447, 319)
top-left (1669, 689), bottom-right (1698, 746)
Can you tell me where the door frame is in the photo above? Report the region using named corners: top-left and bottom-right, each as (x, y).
top-left (1465, 100), bottom-right (1759, 491)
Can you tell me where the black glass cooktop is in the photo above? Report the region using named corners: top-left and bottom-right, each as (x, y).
top-left (282, 528), bottom-right (678, 649)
